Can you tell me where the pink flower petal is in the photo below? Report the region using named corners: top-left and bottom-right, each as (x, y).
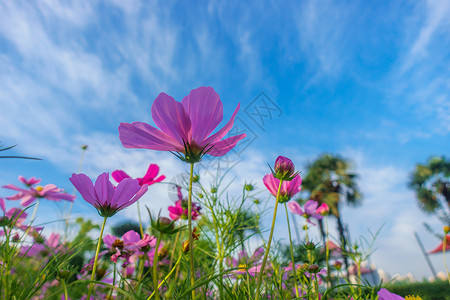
top-left (207, 133), bottom-right (247, 156)
top-left (0, 198), bottom-right (5, 212)
top-left (69, 174), bottom-right (98, 208)
top-left (94, 173), bottom-right (115, 206)
top-left (288, 201), bottom-right (304, 216)
top-left (119, 122), bottom-right (181, 151)
top-left (122, 230), bottom-right (141, 244)
top-left (111, 179), bottom-right (142, 209)
top-left (103, 234), bottom-right (118, 247)
top-left (112, 170), bottom-right (130, 183)
top-left (151, 92), bottom-right (191, 145)
top-left (203, 104), bottom-right (241, 146)
top-left (263, 174), bottom-right (279, 197)
top-left (181, 87), bottom-right (223, 143)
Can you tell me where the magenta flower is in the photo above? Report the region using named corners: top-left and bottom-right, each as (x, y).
top-left (21, 233), bottom-right (62, 256)
top-left (103, 230), bottom-right (155, 264)
top-left (119, 86), bottom-right (246, 163)
top-left (18, 176), bottom-right (41, 187)
top-left (226, 247), bottom-right (265, 276)
top-left (316, 203), bottom-right (330, 215)
top-left (273, 156), bottom-right (297, 181)
top-left (0, 198), bottom-right (42, 235)
top-left (112, 163), bottom-right (165, 186)
top-left (377, 288), bottom-right (405, 300)
top-left (288, 200), bottom-right (324, 224)
top-left (3, 181), bottom-right (75, 207)
top-left (168, 186), bottom-right (201, 221)
top-left (69, 173), bottom-right (148, 217)
top-left (263, 173), bottom-right (302, 203)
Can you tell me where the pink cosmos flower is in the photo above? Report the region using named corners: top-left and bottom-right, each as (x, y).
top-left (316, 203), bottom-right (329, 215)
top-left (69, 173), bottom-right (148, 217)
top-left (0, 198), bottom-right (42, 236)
top-left (263, 173), bottom-right (302, 203)
top-left (3, 181), bottom-right (75, 207)
top-left (103, 230), bottom-right (155, 264)
top-left (168, 185), bottom-right (201, 221)
top-left (21, 233), bottom-right (62, 256)
top-left (119, 86), bottom-right (246, 163)
top-left (288, 200), bottom-right (324, 224)
top-left (377, 288), bottom-right (405, 300)
top-left (226, 247), bottom-right (265, 276)
top-left (18, 176), bottom-right (41, 186)
top-left (112, 163), bottom-right (165, 186)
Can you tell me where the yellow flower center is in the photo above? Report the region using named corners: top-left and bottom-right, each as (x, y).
top-left (35, 186), bottom-right (43, 192)
top-left (238, 264), bottom-right (247, 272)
top-left (405, 296), bottom-right (422, 300)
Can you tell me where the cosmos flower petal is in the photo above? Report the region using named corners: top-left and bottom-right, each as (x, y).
top-left (119, 122), bottom-right (181, 151)
top-left (203, 104), bottom-right (241, 146)
top-left (0, 198), bottom-right (5, 212)
top-left (44, 192), bottom-right (75, 202)
top-left (125, 184), bottom-right (149, 208)
top-left (111, 178), bottom-right (142, 208)
top-left (207, 133), bottom-right (247, 157)
top-left (263, 174), bottom-right (279, 197)
top-left (122, 230), bottom-right (141, 244)
top-left (103, 234), bottom-right (118, 247)
top-left (304, 200), bottom-right (319, 214)
top-left (69, 173), bottom-right (98, 208)
top-left (151, 92), bottom-right (191, 144)
top-left (94, 173), bottom-right (115, 206)
top-left (288, 201), bottom-right (304, 216)
top-left (2, 184), bottom-right (30, 193)
top-left (181, 86), bottom-right (223, 143)
top-left (377, 289), bottom-right (404, 300)
top-left (112, 170), bottom-right (130, 183)
top-left (20, 195), bottom-right (37, 207)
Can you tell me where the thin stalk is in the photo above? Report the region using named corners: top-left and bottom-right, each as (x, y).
top-left (30, 199), bottom-right (40, 223)
top-left (152, 232), bottom-right (163, 300)
top-left (137, 200), bottom-right (144, 238)
top-left (255, 179), bottom-right (283, 300)
top-left (87, 216), bottom-right (108, 299)
top-left (443, 235), bottom-right (450, 284)
top-left (147, 255), bottom-right (182, 300)
top-left (62, 279), bottom-right (68, 300)
top-left (304, 220), bottom-right (311, 263)
top-left (169, 230), bottom-right (181, 270)
top-left (109, 263), bottom-right (116, 300)
top-left (187, 162), bottom-right (196, 299)
top-left (284, 203), bottom-right (300, 298)
top-left (325, 216), bottom-right (331, 287)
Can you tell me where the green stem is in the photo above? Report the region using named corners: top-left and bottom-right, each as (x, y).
top-left (137, 200), bottom-right (144, 238)
top-left (62, 279), bottom-right (68, 300)
top-left (304, 220), bottom-right (311, 263)
top-left (284, 203), bottom-right (300, 298)
top-left (147, 255), bottom-right (182, 300)
top-left (325, 216), bottom-right (331, 287)
top-left (255, 179), bottom-right (283, 300)
top-left (169, 230), bottom-right (181, 270)
top-left (30, 199), bottom-right (40, 223)
top-left (87, 216), bottom-right (108, 299)
top-left (153, 232), bottom-right (163, 300)
top-left (187, 162), bottom-right (196, 299)
top-left (109, 263), bottom-right (116, 300)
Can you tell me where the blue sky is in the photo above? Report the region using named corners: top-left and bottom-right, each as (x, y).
top-left (1, 0), bottom-right (449, 279)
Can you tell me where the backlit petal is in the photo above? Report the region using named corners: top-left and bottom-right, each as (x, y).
top-left (119, 122), bottom-right (180, 151)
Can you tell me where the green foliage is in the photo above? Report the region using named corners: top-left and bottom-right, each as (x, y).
top-left (387, 280), bottom-right (450, 300)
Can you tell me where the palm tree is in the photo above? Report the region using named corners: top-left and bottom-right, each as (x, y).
top-left (300, 154), bottom-right (362, 274)
top-left (409, 156), bottom-right (450, 225)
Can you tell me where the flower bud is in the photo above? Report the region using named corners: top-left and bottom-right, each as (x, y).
top-left (316, 203), bottom-right (330, 216)
top-left (12, 233), bottom-right (20, 242)
top-left (253, 199), bottom-right (260, 205)
top-left (210, 187), bottom-right (218, 194)
top-left (244, 183), bottom-right (255, 192)
top-left (334, 261), bottom-right (342, 271)
top-left (444, 226), bottom-right (450, 234)
top-left (198, 193), bottom-right (204, 199)
top-left (192, 174), bottom-right (200, 183)
top-left (158, 246), bottom-right (169, 259)
top-left (273, 156), bottom-right (296, 181)
top-left (307, 264), bottom-right (320, 273)
top-left (181, 240), bottom-right (190, 253)
top-left (305, 242), bottom-right (316, 251)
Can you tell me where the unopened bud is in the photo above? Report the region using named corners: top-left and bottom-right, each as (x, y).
top-left (192, 174), bottom-right (200, 183)
top-left (305, 242), bottom-right (316, 251)
top-left (253, 199), bottom-right (260, 205)
top-left (158, 246), bottom-right (169, 259)
top-left (210, 187), bottom-right (218, 194)
top-left (181, 240), bottom-right (190, 253)
top-left (444, 226), bottom-right (450, 234)
top-left (198, 193), bottom-right (204, 199)
top-left (273, 156), bottom-right (296, 181)
top-left (12, 233), bottom-right (20, 242)
top-left (307, 264), bottom-right (320, 273)
top-left (334, 261), bottom-right (343, 270)
top-left (244, 184), bottom-right (255, 192)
